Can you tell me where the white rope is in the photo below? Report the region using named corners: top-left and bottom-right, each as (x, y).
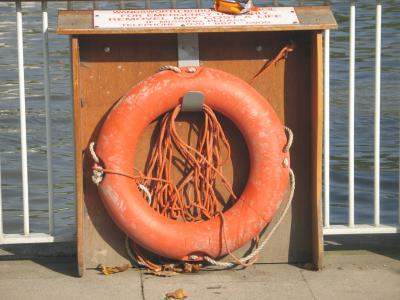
top-left (89, 141), bottom-right (100, 163)
top-left (186, 67), bottom-right (197, 73)
top-left (138, 183), bottom-right (152, 204)
top-left (204, 125), bottom-right (295, 268)
top-left (158, 65), bottom-right (197, 74)
top-left (204, 168), bottom-right (295, 267)
top-left (283, 126), bottom-right (293, 153)
top-left (158, 65), bottom-right (181, 73)
top-left (89, 142), bottom-right (103, 186)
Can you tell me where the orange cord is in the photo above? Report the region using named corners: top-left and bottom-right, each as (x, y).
top-left (250, 41), bottom-right (296, 84)
top-left (139, 104), bottom-right (237, 222)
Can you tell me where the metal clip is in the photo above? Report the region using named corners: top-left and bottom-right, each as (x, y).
top-left (181, 91), bottom-right (204, 112)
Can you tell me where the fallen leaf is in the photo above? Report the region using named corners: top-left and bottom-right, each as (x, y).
top-left (183, 263), bottom-right (193, 273)
top-left (183, 263), bottom-right (201, 273)
top-left (163, 264), bottom-right (183, 273)
top-left (165, 288), bottom-right (188, 299)
top-left (191, 264), bottom-right (201, 273)
top-left (97, 263), bottom-right (130, 275)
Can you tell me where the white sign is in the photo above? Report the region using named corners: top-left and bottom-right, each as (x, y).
top-left (94, 8), bottom-right (299, 29)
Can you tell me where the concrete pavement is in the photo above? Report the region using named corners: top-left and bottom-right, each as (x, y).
top-left (0, 249), bottom-right (399, 300)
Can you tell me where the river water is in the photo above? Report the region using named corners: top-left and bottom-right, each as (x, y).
top-left (0, 1), bottom-right (398, 236)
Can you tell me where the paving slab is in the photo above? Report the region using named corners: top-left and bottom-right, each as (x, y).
top-left (141, 264), bottom-right (313, 300)
top-left (0, 250), bottom-right (399, 300)
top-left (302, 250), bottom-right (400, 300)
top-left (0, 258), bottom-right (143, 300)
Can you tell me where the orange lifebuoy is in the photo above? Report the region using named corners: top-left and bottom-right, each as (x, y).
top-left (94, 66), bottom-right (290, 261)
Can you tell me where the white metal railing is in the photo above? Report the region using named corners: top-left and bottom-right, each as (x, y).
top-left (0, 1), bottom-right (398, 245)
top-left (0, 0), bottom-right (59, 244)
top-left (323, 0), bottom-right (399, 235)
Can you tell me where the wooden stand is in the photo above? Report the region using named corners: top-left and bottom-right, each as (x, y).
top-left (58, 6), bottom-right (336, 276)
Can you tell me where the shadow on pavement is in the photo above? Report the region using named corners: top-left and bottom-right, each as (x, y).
top-left (324, 234), bottom-right (400, 261)
top-left (0, 242), bottom-right (78, 277)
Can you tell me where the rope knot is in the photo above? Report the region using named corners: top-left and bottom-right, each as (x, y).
top-left (92, 164), bottom-right (104, 186)
top-left (89, 142), bottom-right (104, 186)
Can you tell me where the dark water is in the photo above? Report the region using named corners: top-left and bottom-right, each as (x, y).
top-left (0, 1), bottom-right (398, 236)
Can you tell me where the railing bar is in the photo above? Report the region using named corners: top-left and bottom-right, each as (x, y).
top-left (42, 0), bottom-right (54, 236)
top-left (324, 29), bottom-right (330, 228)
top-left (16, 0), bottom-right (30, 235)
top-left (374, 0), bottom-right (381, 226)
top-left (348, 0), bottom-right (355, 227)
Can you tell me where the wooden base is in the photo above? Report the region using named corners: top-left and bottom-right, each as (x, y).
top-left (70, 30), bottom-right (324, 276)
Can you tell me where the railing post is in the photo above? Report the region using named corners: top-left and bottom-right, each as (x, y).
top-left (16, 0), bottom-right (30, 235)
top-left (374, 0), bottom-right (382, 227)
top-left (348, 0), bottom-right (356, 227)
top-left (42, 0), bottom-right (54, 235)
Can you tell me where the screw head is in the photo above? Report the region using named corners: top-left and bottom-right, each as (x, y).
top-left (104, 46), bottom-right (111, 53)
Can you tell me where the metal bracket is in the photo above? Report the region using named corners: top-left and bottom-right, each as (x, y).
top-left (177, 33), bottom-right (199, 67)
top-left (181, 91), bottom-right (204, 112)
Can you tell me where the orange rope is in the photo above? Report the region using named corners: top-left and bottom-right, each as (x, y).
top-left (250, 41), bottom-right (296, 84)
top-left (139, 104), bottom-right (237, 222)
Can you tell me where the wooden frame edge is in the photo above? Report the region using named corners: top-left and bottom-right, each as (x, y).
top-left (310, 30), bottom-right (324, 270)
top-left (71, 37), bottom-right (85, 277)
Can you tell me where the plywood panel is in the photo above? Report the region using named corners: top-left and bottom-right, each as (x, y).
top-left (73, 31), bottom-right (322, 272)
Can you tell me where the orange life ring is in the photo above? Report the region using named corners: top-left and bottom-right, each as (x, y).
top-left (94, 66), bottom-right (290, 261)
